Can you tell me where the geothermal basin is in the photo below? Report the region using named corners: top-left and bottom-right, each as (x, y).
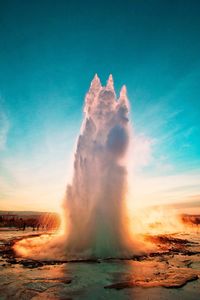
top-left (1, 76), bottom-right (200, 299)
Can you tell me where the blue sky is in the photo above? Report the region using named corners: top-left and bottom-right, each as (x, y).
top-left (0, 0), bottom-right (200, 211)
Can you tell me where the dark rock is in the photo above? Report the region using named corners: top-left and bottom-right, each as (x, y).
top-left (19, 259), bottom-right (44, 268)
top-left (6, 258), bottom-right (17, 264)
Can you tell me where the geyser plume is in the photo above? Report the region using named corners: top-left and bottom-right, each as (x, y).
top-left (14, 75), bottom-right (147, 259)
top-left (64, 74), bottom-right (133, 257)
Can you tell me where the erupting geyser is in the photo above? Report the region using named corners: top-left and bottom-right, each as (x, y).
top-left (64, 74), bottom-right (133, 257)
top-left (14, 75), bottom-right (142, 260)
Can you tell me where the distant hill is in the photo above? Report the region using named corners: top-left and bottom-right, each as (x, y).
top-left (0, 211), bottom-right (57, 216)
top-left (0, 211), bottom-right (60, 230)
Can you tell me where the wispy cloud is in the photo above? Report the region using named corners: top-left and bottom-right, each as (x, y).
top-left (0, 129), bottom-right (73, 211)
top-left (128, 169), bottom-right (200, 210)
top-left (0, 108), bottom-right (10, 151)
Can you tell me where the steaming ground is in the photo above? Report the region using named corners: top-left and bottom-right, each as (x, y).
top-left (1, 227), bottom-right (200, 299)
top-left (14, 75), bottom-right (149, 260)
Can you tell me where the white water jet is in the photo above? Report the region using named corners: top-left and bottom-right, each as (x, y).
top-left (14, 75), bottom-right (146, 260)
top-left (64, 74), bottom-right (133, 257)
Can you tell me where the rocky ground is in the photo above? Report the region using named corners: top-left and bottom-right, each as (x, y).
top-left (0, 229), bottom-right (200, 299)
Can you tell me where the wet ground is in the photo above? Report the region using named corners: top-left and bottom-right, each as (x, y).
top-left (0, 229), bottom-right (200, 299)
